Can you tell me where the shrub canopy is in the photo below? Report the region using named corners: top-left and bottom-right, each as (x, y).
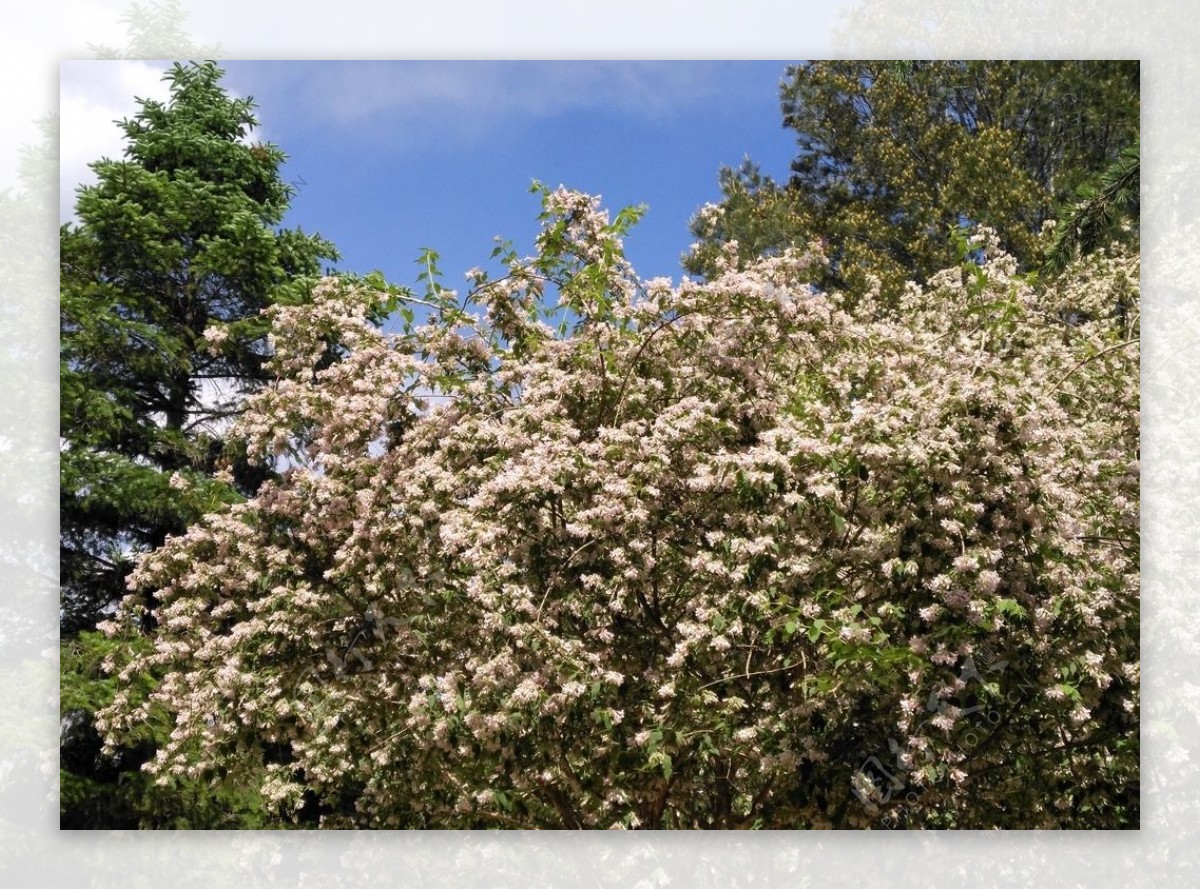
top-left (99, 188), bottom-right (1139, 828)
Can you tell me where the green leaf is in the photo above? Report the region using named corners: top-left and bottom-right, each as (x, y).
top-left (828, 505), bottom-right (846, 536)
top-left (994, 598), bottom-right (1028, 619)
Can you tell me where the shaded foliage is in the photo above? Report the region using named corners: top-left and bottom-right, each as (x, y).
top-left (686, 61), bottom-right (1139, 304)
top-left (1043, 137), bottom-right (1140, 275)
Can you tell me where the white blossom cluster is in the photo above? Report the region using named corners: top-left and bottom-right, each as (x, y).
top-left (97, 190), bottom-right (1139, 829)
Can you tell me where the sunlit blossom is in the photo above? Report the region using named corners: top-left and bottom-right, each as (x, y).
top-left (97, 189), bottom-right (1138, 830)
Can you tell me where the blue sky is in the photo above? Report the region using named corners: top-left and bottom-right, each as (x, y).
top-left (62, 60), bottom-right (799, 290)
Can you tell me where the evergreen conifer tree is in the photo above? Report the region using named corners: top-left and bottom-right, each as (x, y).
top-left (60, 60), bottom-right (337, 827)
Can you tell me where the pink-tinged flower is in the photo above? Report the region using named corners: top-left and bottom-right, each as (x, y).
top-left (953, 554), bottom-right (979, 573)
top-left (976, 570), bottom-right (1001, 595)
top-left (509, 679), bottom-right (541, 705)
top-left (930, 713), bottom-right (955, 733)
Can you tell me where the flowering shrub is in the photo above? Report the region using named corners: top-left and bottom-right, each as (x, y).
top-left (97, 188), bottom-right (1138, 828)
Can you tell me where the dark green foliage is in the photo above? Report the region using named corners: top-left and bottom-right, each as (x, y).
top-left (1043, 138), bottom-right (1140, 275)
top-left (686, 61), bottom-right (1139, 302)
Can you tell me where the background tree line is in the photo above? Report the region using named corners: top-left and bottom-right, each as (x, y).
top-left (684, 60), bottom-right (1138, 300)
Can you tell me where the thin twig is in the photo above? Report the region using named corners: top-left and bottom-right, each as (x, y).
top-left (1047, 338), bottom-right (1138, 396)
top-left (697, 660), bottom-right (799, 692)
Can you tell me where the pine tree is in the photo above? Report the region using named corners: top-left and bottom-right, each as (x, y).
top-left (60, 60), bottom-right (337, 827)
top-left (1043, 137), bottom-right (1140, 275)
top-left (60, 60), bottom-right (337, 633)
top-left (685, 61), bottom-right (1139, 303)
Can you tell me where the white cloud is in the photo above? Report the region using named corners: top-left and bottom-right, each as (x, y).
top-left (59, 60), bottom-right (171, 223)
top-left (56, 59), bottom-right (765, 208)
top-left (334, 62), bottom-right (717, 119)
top-left (275, 61), bottom-right (749, 145)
